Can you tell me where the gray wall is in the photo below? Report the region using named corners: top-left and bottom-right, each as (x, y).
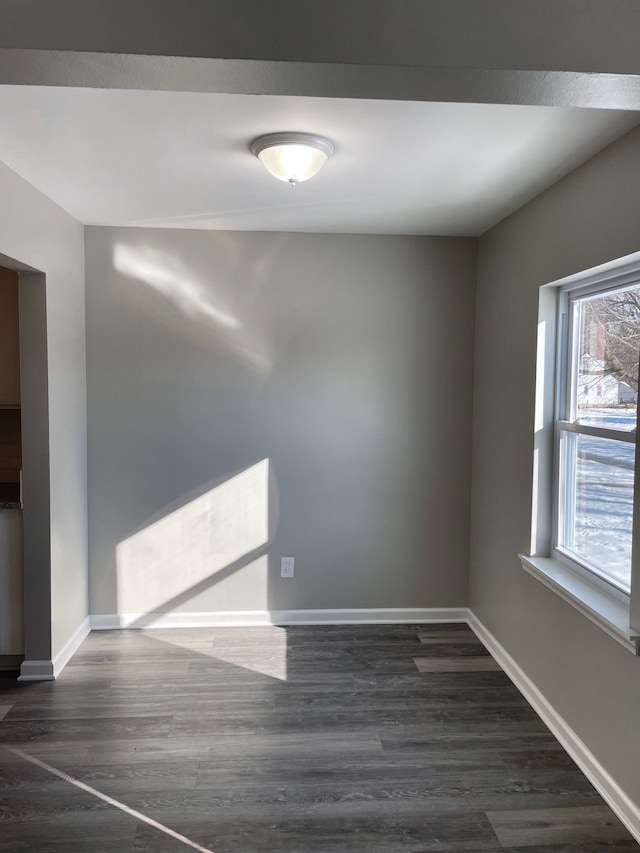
top-left (471, 125), bottom-right (640, 805)
top-left (0, 160), bottom-right (87, 662)
top-left (85, 228), bottom-right (476, 617)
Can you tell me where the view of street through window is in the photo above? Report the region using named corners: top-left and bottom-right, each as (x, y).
top-left (564, 284), bottom-right (640, 591)
top-left (573, 410), bottom-right (635, 589)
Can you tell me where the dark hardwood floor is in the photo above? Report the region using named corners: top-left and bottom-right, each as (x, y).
top-left (0, 623), bottom-right (637, 852)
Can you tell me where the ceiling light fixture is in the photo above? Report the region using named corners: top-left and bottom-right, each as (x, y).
top-left (251, 132), bottom-right (335, 187)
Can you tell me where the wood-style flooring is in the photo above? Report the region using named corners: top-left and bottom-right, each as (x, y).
top-left (0, 623), bottom-right (637, 852)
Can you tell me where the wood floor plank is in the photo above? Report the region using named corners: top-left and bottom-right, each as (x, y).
top-left (132, 812), bottom-right (500, 852)
top-left (0, 715), bottom-right (174, 744)
top-left (1, 758), bottom-right (200, 794)
top-left (413, 656), bottom-right (502, 672)
top-left (418, 628), bottom-right (479, 643)
top-left (82, 729), bottom-right (385, 766)
top-left (3, 696), bottom-right (276, 720)
top-left (353, 670), bottom-right (512, 691)
top-left (486, 803), bottom-right (636, 846)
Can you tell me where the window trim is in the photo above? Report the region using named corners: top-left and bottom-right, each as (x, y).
top-left (520, 554), bottom-right (639, 654)
top-left (552, 277), bottom-right (638, 597)
top-left (524, 252), bottom-right (640, 654)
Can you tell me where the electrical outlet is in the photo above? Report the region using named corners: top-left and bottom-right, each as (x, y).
top-left (281, 557), bottom-right (295, 578)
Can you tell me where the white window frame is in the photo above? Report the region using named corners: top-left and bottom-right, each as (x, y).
top-left (521, 253), bottom-right (640, 655)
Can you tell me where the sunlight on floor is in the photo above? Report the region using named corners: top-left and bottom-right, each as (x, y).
top-left (4, 747), bottom-right (216, 853)
top-left (116, 460), bottom-right (269, 615)
top-left (151, 621), bottom-right (289, 680)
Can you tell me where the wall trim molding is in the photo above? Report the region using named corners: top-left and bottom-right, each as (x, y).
top-left (17, 616), bottom-right (91, 682)
top-left (271, 608), bottom-right (469, 625)
top-left (90, 608), bottom-right (469, 630)
top-left (467, 611), bottom-right (640, 844)
top-left (53, 616), bottom-right (91, 678)
top-left (17, 659), bottom-right (55, 681)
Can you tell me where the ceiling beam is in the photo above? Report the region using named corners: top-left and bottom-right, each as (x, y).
top-left (2, 1), bottom-right (640, 109)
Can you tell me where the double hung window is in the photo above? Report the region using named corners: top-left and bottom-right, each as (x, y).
top-left (555, 279), bottom-right (640, 595)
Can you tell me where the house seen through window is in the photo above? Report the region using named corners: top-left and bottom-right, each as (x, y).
top-left (555, 281), bottom-right (640, 594)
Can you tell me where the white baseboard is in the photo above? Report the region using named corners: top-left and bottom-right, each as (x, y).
top-left (17, 659), bottom-right (55, 681)
top-left (467, 611), bottom-right (640, 844)
top-left (91, 611), bottom-right (273, 629)
top-left (17, 616), bottom-right (91, 682)
top-left (271, 608), bottom-right (469, 625)
top-left (90, 607), bottom-right (468, 630)
top-left (53, 616), bottom-right (91, 678)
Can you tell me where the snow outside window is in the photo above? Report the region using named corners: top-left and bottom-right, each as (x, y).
top-left (554, 280), bottom-right (640, 595)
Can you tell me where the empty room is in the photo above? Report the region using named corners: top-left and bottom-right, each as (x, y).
top-left (1, 2), bottom-right (640, 851)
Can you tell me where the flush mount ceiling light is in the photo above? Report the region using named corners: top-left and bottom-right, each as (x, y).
top-left (251, 132), bottom-right (336, 187)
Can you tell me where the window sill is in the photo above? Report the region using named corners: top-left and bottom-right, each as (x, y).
top-left (519, 554), bottom-right (639, 655)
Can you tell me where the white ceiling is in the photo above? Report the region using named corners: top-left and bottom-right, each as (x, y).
top-left (0, 86), bottom-right (636, 236)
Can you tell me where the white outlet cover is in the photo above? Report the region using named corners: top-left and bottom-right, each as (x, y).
top-left (281, 557), bottom-right (295, 577)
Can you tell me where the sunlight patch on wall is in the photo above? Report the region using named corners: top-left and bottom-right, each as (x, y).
top-left (114, 243), bottom-right (240, 329)
top-left (112, 242), bottom-right (273, 372)
top-left (116, 460), bottom-right (269, 615)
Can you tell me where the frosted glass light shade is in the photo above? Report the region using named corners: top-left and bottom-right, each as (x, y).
top-left (251, 133), bottom-right (335, 186)
top-left (258, 144), bottom-right (327, 184)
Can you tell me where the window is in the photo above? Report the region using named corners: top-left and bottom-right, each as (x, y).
top-left (522, 255), bottom-right (640, 653)
top-left (554, 280), bottom-right (640, 595)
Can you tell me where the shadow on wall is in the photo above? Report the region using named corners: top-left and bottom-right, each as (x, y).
top-left (116, 459), bottom-right (275, 624)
